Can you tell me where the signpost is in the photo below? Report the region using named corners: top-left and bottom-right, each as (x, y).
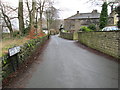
top-left (8, 46), bottom-right (20, 72)
top-left (8, 46), bottom-right (20, 56)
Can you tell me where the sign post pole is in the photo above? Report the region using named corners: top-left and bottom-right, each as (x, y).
top-left (10, 56), bottom-right (16, 72)
top-left (8, 46), bottom-right (20, 72)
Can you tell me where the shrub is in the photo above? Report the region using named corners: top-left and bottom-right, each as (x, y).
top-left (13, 31), bottom-right (20, 37)
top-left (26, 29), bottom-right (46, 39)
top-left (63, 30), bottom-right (68, 32)
top-left (115, 5), bottom-right (120, 28)
top-left (34, 25), bottom-right (38, 29)
top-left (23, 27), bottom-right (30, 35)
top-left (99, 2), bottom-right (108, 29)
top-left (117, 21), bottom-right (120, 28)
top-left (88, 24), bottom-right (96, 31)
top-left (80, 26), bottom-right (92, 32)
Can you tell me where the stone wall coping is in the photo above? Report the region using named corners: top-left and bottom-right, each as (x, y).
top-left (78, 30), bottom-right (120, 33)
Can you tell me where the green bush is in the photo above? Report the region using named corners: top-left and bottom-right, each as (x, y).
top-left (13, 31), bottom-right (20, 37)
top-left (99, 2), bottom-right (108, 29)
top-left (88, 24), bottom-right (96, 31)
top-left (2, 35), bottom-right (49, 79)
top-left (80, 26), bottom-right (92, 32)
top-left (63, 30), bottom-right (68, 32)
top-left (117, 21), bottom-right (120, 28)
top-left (116, 5), bottom-right (120, 28)
top-left (23, 27), bottom-right (30, 35)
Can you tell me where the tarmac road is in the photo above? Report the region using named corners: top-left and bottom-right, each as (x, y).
top-left (10, 35), bottom-right (119, 88)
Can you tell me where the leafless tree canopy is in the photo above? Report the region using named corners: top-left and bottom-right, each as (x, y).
top-left (0, 2), bottom-right (18, 36)
top-left (87, 0), bottom-right (119, 12)
top-left (1, 0), bottom-right (60, 36)
top-left (86, 0), bottom-right (119, 6)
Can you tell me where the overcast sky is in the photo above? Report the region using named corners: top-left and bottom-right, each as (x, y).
top-left (54, 0), bottom-right (105, 19)
top-left (3, 0), bottom-right (111, 19)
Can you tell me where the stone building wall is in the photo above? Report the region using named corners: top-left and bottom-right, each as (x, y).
top-left (64, 19), bottom-right (75, 31)
top-left (64, 18), bottom-right (99, 31)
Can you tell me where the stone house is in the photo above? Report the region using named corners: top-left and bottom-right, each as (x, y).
top-left (64, 10), bottom-right (100, 31)
top-left (64, 10), bottom-right (118, 31)
top-left (108, 10), bottom-right (119, 25)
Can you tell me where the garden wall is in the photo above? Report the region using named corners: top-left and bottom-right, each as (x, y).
top-left (60, 32), bottom-right (73, 40)
top-left (78, 31), bottom-right (120, 59)
top-left (1, 35), bottom-right (49, 79)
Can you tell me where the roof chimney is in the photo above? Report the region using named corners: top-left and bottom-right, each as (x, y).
top-left (77, 11), bottom-right (79, 14)
top-left (92, 10), bottom-right (97, 13)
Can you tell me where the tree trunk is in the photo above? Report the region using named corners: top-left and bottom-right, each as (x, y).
top-left (18, 0), bottom-right (24, 35)
top-left (31, 0), bottom-right (36, 30)
top-left (35, 10), bottom-right (38, 30)
top-left (37, 18), bottom-right (42, 33)
top-left (1, 8), bottom-right (13, 37)
top-left (40, 14), bottom-right (42, 33)
top-left (37, 0), bottom-right (46, 33)
top-left (37, 12), bottom-right (42, 33)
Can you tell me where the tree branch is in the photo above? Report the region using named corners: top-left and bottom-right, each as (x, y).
top-left (10, 17), bottom-right (18, 20)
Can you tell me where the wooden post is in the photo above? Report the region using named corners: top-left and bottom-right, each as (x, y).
top-left (10, 56), bottom-right (16, 72)
top-left (16, 54), bottom-right (19, 68)
top-left (8, 46), bottom-right (20, 72)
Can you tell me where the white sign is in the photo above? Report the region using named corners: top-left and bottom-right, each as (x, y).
top-left (8, 46), bottom-right (20, 56)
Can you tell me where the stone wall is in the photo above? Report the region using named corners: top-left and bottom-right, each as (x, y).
top-left (2, 35), bottom-right (49, 79)
top-left (78, 31), bottom-right (120, 59)
top-left (60, 32), bottom-right (73, 40)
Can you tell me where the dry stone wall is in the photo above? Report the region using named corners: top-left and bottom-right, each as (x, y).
top-left (60, 32), bottom-right (73, 40)
top-left (78, 31), bottom-right (120, 59)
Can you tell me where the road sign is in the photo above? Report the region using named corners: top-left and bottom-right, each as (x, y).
top-left (8, 46), bottom-right (20, 56)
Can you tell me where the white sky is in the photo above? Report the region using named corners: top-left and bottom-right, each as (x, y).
top-left (3, 0), bottom-right (111, 19)
top-left (54, 0), bottom-right (105, 19)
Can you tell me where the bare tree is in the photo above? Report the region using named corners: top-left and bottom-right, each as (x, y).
top-left (0, 3), bottom-right (17, 37)
top-left (18, 0), bottom-right (24, 35)
top-left (26, 0), bottom-right (32, 29)
top-left (87, 0), bottom-right (119, 4)
top-left (25, 0), bottom-right (57, 33)
top-left (31, 0), bottom-right (36, 30)
top-left (36, 0), bottom-right (58, 33)
top-left (25, 0), bottom-right (36, 32)
top-left (87, 0), bottom-right (119, 12)
top-left (35, 6), bottom-right (39, 29)
top-left (0, 1), bottom-right (2, 38)
top-left (36, 0), bottom-right (46, 33)
top-left (45, 6), bottom-right (59, 30)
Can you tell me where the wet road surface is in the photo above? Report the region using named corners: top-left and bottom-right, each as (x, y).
top-left (13, 35), bottom-right (119, 88)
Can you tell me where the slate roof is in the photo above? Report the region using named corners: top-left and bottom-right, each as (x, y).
top-left (66, 10), bottom-right (100, 20)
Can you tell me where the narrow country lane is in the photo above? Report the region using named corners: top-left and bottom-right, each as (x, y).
top-left (9, 35), bottom-right (118, 88)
